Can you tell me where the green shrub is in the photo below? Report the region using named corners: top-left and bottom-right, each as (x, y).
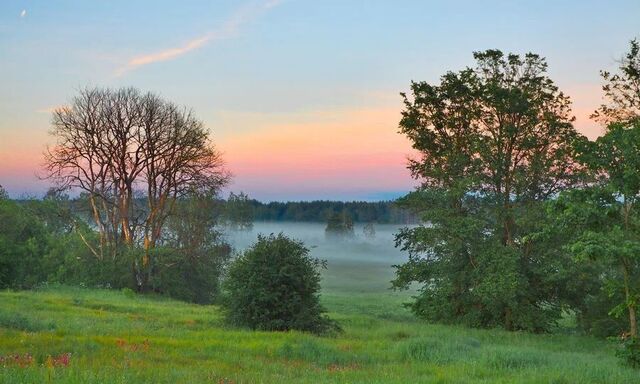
top-left (616, 337), bottom-right (640, 368)
top-left (223, 233), bottom-right (340, 334)
top-left (46, 236), bottom-right (131, 289)
top-left (0, 199), bottom-right (49, 289)
top-left (148, 244), bottom-right (231, 304)
top-left (121, 287), bottom-right (136, 299)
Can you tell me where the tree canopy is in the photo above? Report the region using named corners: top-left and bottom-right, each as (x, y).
top-left (43, 86), bottom-right (229, 292)
top-left (394, 50), bottom-right (585, 331)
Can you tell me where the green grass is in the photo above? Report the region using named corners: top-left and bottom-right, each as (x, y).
top-left (0, 258), bottom-right (636, 383)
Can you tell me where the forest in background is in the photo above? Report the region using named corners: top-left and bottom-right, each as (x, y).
top-left (245, 198), bottom-right (416, 224)
top-left (12, 194), bottom-right (417, 225)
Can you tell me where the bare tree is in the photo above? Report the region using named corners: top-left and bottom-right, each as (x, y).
top-left (43, 86), bottom-right (230, 290)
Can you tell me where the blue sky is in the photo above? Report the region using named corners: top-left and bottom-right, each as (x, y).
top-left (1, 1), bottom-right (639, 201)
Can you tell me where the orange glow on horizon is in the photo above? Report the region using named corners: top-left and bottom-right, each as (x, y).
top-left (0, 87), bottom-right (613, 199)
top-left (218, 107), bottom-right (417, 196)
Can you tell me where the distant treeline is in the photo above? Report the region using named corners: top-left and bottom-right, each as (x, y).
top-left (12, 195), bottom-right (417, 225)
top-left (246, 200), bottom-right (417, 224)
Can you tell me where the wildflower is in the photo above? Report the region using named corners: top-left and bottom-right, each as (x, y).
top-left (0, 353), bottom-right (34, 368)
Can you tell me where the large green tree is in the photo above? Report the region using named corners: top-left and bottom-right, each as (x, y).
top-left (156, 191), bottom-right (231, 303)
top-left (393, 50), bottom-right (584, 331)
top-left (554, 122), bottom-right (640, 337)
top-left (550, 39), bottom-right (640, 338)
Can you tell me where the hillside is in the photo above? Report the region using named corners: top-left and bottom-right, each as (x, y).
top-left (1, 277), bottom-right (636, 383)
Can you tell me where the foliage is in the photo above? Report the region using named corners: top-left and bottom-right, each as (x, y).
top-left (592, 39), bottom-right (640, 125)
top-left (148, 245), bottom-right (231, 304)
top-left (156, 192), bottom-right (232, 303)
top-left (223, 233), bottom-right (339, 334)
top-left (552, 121), bottom-right (640, 338)
top-left (616, 337), bottom-right (640, 368)
top-left (0, 193), bottom-right (131, 290)
top-left (0, 192), bottom-right (231, 304)
top-left (0, 197), bottom-right (50, 289)
top-left (45, 230), bottom-right (131, 289)
top-left (223, 191), bottom-right (254, 230)
top-left (393, 50), bottom-right (584, 331)
top-left (247, 200), bottom-right (416, 224)
top-left (43, 86), bottom-right (229, 291)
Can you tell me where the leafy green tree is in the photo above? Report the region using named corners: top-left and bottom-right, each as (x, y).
top-left (156, 191), bottom-right (231, 303)
top-left (393, 50), bottom-right (584, 331)
top-left (223, 233), bottom-right (338, 334)
top-left (0, 198), bottom-right (49, 288)
top-left (548, 40), bottom-right (640, 340)
top-left (592, 39), bottom-right (640, 125)
top-left (554, 122), bottom-right (640, 337)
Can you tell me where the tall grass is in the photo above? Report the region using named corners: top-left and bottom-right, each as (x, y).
top-left (0, 259), bottom-right (637, 383)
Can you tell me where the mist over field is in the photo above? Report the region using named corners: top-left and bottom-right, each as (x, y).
top-left (227, 222), bottom-right (410, 293)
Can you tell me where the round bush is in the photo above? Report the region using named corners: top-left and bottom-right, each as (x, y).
top-left (223, 233), bottom-right (339, 334)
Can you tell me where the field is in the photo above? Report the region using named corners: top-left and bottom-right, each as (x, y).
top-left (0, 223), bottom-right (637, 383)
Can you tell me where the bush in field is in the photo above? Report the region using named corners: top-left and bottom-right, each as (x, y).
top-left (223, 233), bottom-right (339, 334)
top-left (0, 196), bottom-right (49, 288)
top-left (149, 244), bottom-right (231, 304)
top-left (153, 193), bottom-right (232, 303)
top-left (617, 337), bottom-right (640, 368)
top-left (0, 189), bottom-right (129, 290)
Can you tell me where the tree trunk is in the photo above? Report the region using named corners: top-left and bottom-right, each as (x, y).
top-left (623, 262), bottom-right (638, 337)
top-left (622, 198), bottom-right (637, 337)
top-left (505, 307), bottom-right (513, 331)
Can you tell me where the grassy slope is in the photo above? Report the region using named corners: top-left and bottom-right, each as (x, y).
top-left (0, 259), bottom-right (637, 383)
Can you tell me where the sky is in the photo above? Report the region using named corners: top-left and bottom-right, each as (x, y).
top-left (0, 1), bottom-right (639, 201)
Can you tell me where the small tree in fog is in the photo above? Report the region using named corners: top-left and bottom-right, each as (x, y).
top-left (325, 212), bottom-right (354, 239)
top-left (223, 233), bottom-right (339, 334)
top-left (363, 222), bottom-right (376, 239)
top-left (223, 191), bottom-right (254, 231)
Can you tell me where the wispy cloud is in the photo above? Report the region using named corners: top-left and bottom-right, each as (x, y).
top-left (115, 1), bottom-right (282, 77)
top-left (20, 9), bottom-right (26, 18)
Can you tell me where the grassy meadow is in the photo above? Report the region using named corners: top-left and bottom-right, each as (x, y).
top-left (0, 223), bottom-right (638, 383)
top-left (1, 267), bottom-right (636, 383)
